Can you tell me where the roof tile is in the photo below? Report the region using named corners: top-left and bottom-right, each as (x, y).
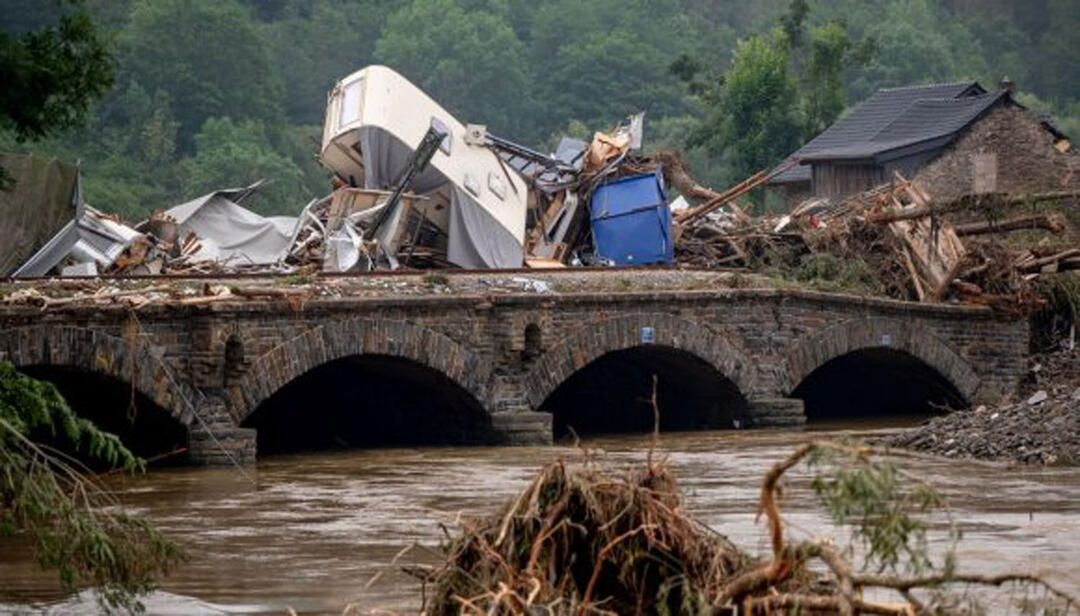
top-left (769, 81), bottom-right (986, 184)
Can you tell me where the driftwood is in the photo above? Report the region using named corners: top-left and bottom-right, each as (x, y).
top-left (228, 286), bottom-right (311, 299)
top-left (954, 212), bottom-right (1067, 236)
top-left (675, 167), bottom-right (775, 225)
top-left (1018, 248), bottom-right (1080, 273)
top-left (662, 158), bottom-right (1076, 314)
top-left (2, 285), bottom-right (173, 309)
top-left (882, 174), bottom-right (966, 300)
top-left (653, 149), bottom-right (723, 203)
top-left (868, 190), bottom-right (1080, 224)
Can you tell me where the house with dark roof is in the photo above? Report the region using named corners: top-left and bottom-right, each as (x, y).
top-left (768, 80), bottom-right (1075, 206)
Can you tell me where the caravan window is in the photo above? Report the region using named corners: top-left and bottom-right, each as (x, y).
top-left (464, 173), bottom-right (481, 196)
top-left (339, 79), bottom-right (363, 129)
top-left (488, 172), bottom-right (506, 200)
top-left (431, 117), bottom-right (451, 154)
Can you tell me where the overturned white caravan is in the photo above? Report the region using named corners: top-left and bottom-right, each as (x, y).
top-left (320, 65), bottom-right (529, 269)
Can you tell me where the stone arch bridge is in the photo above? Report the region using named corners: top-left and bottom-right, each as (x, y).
top-left (0, 286), bottom-right (1027, 464)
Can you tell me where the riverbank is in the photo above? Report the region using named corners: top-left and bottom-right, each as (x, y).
top-left (887, 348), bottom-right (1080, 465)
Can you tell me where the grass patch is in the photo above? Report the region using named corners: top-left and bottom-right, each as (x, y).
top-left (275, 272), bottom-right (314, 286)
top-left (422, 273), bottom-right (450, 287)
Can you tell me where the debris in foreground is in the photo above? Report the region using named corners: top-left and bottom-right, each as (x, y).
top-left (417, 442), bottom-right (1078, 614)
top-left (424, 459), bottom-right (748, 615)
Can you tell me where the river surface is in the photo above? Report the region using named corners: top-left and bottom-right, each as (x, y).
top-left (2, 423), bottom-right (1079, 614)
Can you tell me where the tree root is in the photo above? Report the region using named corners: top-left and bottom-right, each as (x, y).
top-left (719, 441), bottom-right (1080, 614)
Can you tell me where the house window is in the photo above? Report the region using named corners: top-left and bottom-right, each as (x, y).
top-left (972, 153), bottom-right (997, 194)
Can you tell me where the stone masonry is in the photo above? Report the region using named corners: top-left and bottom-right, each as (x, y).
top-left (0, 287), bottom-right (1029, 464)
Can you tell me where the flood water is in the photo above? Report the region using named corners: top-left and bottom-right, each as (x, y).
top-left (2, 423), bottom-right (1079, 614)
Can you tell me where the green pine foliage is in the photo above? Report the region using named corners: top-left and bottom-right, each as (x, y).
top-left (0, 362), bottom-right (184, 614)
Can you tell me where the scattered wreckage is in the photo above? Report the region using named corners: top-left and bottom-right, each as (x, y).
top-left (1, 67), bottom-right (673, 278)
top-left (2, 66), bottom-right (1078, 320)
top-left (668, 164), bottom-right (1080, 316)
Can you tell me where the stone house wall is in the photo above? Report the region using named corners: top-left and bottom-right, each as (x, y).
top-left (915, 103), bottom-right (1080, 202)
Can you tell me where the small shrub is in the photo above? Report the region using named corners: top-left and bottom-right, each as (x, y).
top-left (422, 273), bottom-right (449, 286)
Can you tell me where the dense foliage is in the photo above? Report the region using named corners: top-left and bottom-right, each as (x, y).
top-left (0, 362), bottom-right (184, 613)
top-left (1, 0), bottom-right (1077, 217)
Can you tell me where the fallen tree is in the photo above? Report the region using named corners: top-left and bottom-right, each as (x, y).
top-left (0, 362), bottom-right (185, 613)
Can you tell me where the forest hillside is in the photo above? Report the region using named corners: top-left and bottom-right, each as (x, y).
top-left (2, 0), bottom-right (1076, 217)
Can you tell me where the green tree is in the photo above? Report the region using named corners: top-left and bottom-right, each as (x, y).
top-left (802, 22), bottom-right (858, 137)
top-left (1029, 0), bottom-right (1080, 103)
top-left (374, 0), bottom-right (533, 140)
top-left (0, 82), bottom-right (184, 219)
top-left (122, 0), bottom-right (283, 151)
top-left (0, 1), bottom-right (113, 141)
top-left (260, 0), bottom-right (392, 126)
top-left (180, 117), bottom-right (308, 215)
top-left (851, 0), bottom-right (987, 96)
top-left (3, 0), bottom-right (1079, 220)
top-left (692, 30), bottom-right (803, 186)
top-left (0, 0), bottom-right (113, 188)
top-left (527, 0), bottom-right (731, 144)
top-left (0, 362), bottom-right (184, 613)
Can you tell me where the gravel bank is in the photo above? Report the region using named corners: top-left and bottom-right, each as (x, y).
top-left (886, 349), bottom-right (1080, 465)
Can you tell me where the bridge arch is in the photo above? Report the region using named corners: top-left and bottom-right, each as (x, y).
top-left (784, 318), bottom-right (980, 419)
top-left (231, 318), bottom-right (488, 424)
top-left (0, 325), bottom-right (197, 425)
top-left (525, 314), bottom-right (752, 408)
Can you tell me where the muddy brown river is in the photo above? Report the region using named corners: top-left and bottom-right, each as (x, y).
top-left (2, 424), bottom-right (1079, 614)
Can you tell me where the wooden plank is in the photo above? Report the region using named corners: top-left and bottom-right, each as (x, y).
top-left (883, 176), bottom-right (966, 300)
top-left (525, 258), bottom-right (566, 269)
top-left (900, 245), bottom-right (926, 301)
top-left (954, 213), bottom-right (1066, 236)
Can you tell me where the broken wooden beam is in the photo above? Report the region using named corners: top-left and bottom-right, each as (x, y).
top-left (954, 213), bottom-right (1066, 236)
top-left (869, 190), bottom-right (1080, 224)
top-left (1017, 248), bottom-right (1080, 273)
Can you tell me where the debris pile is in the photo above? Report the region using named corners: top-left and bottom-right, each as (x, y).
top-left (665, 164), bottom-right (1080, 315)
top-left (423, 459), bottom-right (753, 615)
top-left (418, 444), bottom-right (1079, 614)
top-left (887, 390), bottom-right (1080, 465)
top-left (0, 281), bottom-right (312, 310)
top-left (887, 347), bottom-right (1080, 465)
top-left (4, 65), bottom-right (1077, 322)
top-left (0, 270), bottom-right (759, 312)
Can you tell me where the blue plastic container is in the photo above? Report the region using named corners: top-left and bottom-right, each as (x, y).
top-left (590, 170), bottom-right (673, 266)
